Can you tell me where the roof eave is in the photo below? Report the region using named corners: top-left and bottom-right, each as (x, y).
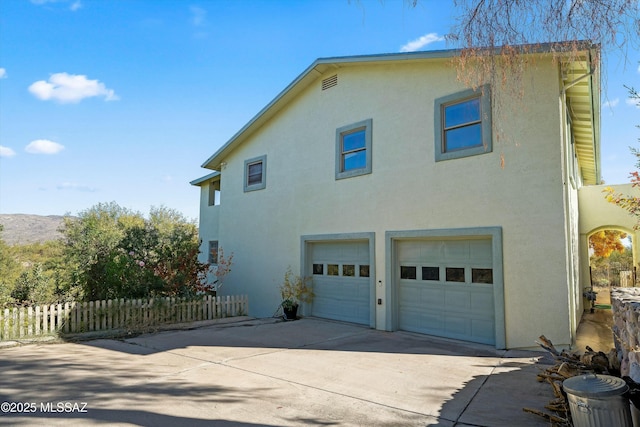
top-left (190, 171), bottom-right (220, 186)
top-left (201, 49), bottom-right (462, 170)
top-left (202, 41), bottom-right (601, 172)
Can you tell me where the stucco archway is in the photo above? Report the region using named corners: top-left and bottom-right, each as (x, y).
top-left (579, 184), bottom-right (640, 309)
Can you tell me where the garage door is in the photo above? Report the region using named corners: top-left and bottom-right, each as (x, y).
top-left (309, 241), bottom-right (371, 325)
top-left (397, 238), bottom-right (496, 345)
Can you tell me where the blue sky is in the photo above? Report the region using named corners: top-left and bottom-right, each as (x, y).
top-left (0, 0), bottom-right (638, 221)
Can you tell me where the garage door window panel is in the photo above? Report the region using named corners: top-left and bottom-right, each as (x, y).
top-left (313, 264), bottom-right (324, 275)
top-left (421, 266), bottom-right (440, 281)
top-left (359, 265), bottom-right (370, 277)
top-left (472, 268), bottom-right (493, 284)
top-left (401, 266), bottom-right (417, 280)
top-left (342, 264), bottom-right (355, 277)
top-left (446, 267), bottom-right (465, 283)
top-left (327, 264), bottom-right (339, 276)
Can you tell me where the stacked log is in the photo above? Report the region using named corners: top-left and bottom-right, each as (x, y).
top-left (523, 335), bottom-right (620, 426)
top-left (611, 287), bottom-right (640, 383)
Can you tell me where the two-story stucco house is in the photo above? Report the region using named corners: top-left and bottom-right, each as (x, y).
top-left (191, 43), bottom-right (605, 350)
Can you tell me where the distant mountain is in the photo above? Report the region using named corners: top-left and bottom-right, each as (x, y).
top-left (0, 214), bottom-right (68, 245)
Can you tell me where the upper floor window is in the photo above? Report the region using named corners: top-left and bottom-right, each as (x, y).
top-left (244, 155), bottom-right (267, 192)
top-left (335, 119), bottom-right (372, 180)
top-left (435, 85), bottom-right (492, 161)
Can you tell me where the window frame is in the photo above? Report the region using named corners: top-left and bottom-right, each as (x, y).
top-left (208, 240), bottom-right (219, 265)
top-left (335, 118), bottom-right (372, 180)
top-left (243, 155), bottom-right (267, 192)
top-left (434, 85), bottom-right (492, 162)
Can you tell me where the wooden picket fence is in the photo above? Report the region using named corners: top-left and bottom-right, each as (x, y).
top-left (0, 294), bottom-right (248, 341)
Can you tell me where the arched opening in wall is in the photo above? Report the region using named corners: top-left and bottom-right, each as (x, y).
top-left (588, 228), bottom-right (635, 309)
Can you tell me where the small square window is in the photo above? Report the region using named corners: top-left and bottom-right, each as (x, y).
top-left (400, 266), bottom-right (417, 280)
top-left (327, 264), bottom-right (339, 276)
top-left (435, 85), bottom-right (492, 161)
top-left (336, 119), bottom-right (372, 180)
top-left (313, 264), bottom-right (324, 275)
top-left (421, 266), bottom-right (439, 281)
top-left (445, 267), bottom-right (465, 283)
top-left (343, 264), bottom-right (355, 277)
top-left (359, 265), bottom-right (370, 278)
top-left (244, 155), bottom-right (267, 192)
top-left (208, 240), bottom-right (219, 264)
top-left (472, 268), bottom-right (493, 284)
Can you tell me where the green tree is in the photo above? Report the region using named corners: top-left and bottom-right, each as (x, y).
top-left (60, 202), bottom-right (211, 300)
top-left (11, 263), bottom-right (54, 305)
top-left (0, 224), bottom-right (20, 307)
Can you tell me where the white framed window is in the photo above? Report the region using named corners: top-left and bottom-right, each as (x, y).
top-left (335, 119), bottom-right (372, 180)
top-left (435, 85), bottom-right (492, 161)
top-left (244, 155), bottom-right (267, 192)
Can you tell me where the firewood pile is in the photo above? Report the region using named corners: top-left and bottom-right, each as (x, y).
top-left (522, 335), bottom-right (621, 426)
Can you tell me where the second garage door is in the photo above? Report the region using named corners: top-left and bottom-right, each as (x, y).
top-left (309, 241), bottom-right (371, 325)
top-left (397, 238), bottom-right (496, 345)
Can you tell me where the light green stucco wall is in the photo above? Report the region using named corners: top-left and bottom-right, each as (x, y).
top-left (200, 57), bottom-right (574, 349)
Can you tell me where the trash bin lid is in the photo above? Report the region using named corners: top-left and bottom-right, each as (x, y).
top-left (563, 374), bottom-right (629, 398)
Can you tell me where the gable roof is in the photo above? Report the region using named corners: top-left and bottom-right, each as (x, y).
top-left (201, 43), bottom-right (600, 184)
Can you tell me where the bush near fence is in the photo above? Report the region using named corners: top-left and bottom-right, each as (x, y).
top-left (0, 294), bottom-right (248, 341)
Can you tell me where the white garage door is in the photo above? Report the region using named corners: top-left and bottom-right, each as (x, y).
top-left (310, 241), bottom-right (371, 325)
top-left (397, 238), bottom-right (496, 345)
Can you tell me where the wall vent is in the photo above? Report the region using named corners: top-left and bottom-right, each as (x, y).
top-left (321, 74), bottom-right (338, 91)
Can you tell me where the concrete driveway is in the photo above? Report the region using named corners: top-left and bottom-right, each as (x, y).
top-left (0, 317), bottom-right (553, 426)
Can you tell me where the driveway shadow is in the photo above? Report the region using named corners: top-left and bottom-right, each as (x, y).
top-left (1, 317), bottom-right (555, 426)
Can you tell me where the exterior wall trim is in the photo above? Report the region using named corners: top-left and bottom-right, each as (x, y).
top-left (385, 226), bottom-right (505, 349)
top-left (300, 232), bottom-right (376, 328)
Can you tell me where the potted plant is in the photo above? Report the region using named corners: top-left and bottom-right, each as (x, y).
top-left (279, 266), bottom-right (314, 320)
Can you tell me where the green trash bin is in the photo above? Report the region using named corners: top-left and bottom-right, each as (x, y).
top-left (563, 374), bottom-right (632, 427)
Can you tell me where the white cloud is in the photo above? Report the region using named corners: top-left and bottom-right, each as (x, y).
top-left (31, 0), bottom-right (80, 9)
top-left (627, 96), bottom-right (640, 108)
top-left (0, 146), bottom-right (16, 157)
top-left (637, 64), bottom-right (640, 74)
top-left (0, 68), bottom-right (6, 79)
top-left (28, 73), bottom-right (119, 103)
top-left (25, 139), bottom-right (65, 154)
top-left (190, 6), bottom-right (206, 26)
top-left (400, 33), bottom-right (445, 52)
top-left (57, 182), bottom-right (97, 192)
top-left (603, 98), bottom-right (619, 108)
